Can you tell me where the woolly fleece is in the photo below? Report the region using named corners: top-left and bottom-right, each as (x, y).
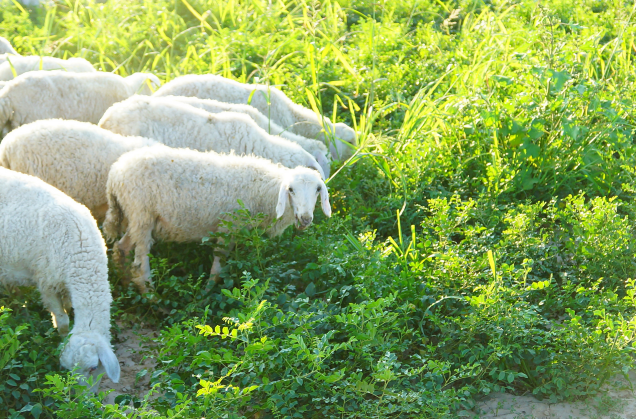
top-left (0, 37), bottom-right (18, 56)
top-left (165, 95), bottom-right (331, 176)
top-left (0, 119), bottom-right (157, 220)
top-left (103, 145), bottom-right (331, 291)
top-left (98, 95), bottom-right (326, 178)
top-left (0, 56), bottom-right (95, 81)
top-left (0, 70), bottom-right (159, 132)
top-left (0, 167), bottom-right (120, 387)
top-left (153, 74), bottom-right (357, 159)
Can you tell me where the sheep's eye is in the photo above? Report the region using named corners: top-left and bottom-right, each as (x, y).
top-left (317, 186), bottom-right (321, 193)
top-left (289, 187), bottom-right (294, 194)
top-left (89, 366), bottom-right (97, 373)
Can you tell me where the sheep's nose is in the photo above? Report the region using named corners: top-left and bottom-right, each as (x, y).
top-left (300, 215), bottom-right (313, 227)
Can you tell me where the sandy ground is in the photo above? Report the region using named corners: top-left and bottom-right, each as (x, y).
top-left (99, 323), bottom-right (159, 405)
top-left (470, 372), bottom-right (636, 419)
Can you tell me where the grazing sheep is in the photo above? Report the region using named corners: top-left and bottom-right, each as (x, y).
top-left (153, 74), bottom-right (357, 159)
top-left (165, 95), bottom-right (331, 177)
top-left (0, 119), bottom-right (157, 220)
top-left (103, 145), bottom-right (331, 292)
top-left (98, 96), bottom-right (326, 179)
top-left (0, 37), bottom-right (18, 56)
top-left (0, 167), bottom-right (120, 389)
top-left (0, 70), bottom-right (160, 133)
top-left (0, 56), bottom-right (96, 81)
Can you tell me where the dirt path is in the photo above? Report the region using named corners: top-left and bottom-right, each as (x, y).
top-left (99, 324), bottom-right (158, 405)
top-left (470, 372), bottom-right (636, 419)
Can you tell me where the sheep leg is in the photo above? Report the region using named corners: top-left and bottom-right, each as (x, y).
top-left (209, 239), bottom-right (234, 285)
top-left (113, 233), bottom-right (133, 267)
top-left (40, 288), bottom-right (70, 336)
top-left (61, 289), bottom-right (72, 313)
top-left (129, 220), bottom-right (155, 293)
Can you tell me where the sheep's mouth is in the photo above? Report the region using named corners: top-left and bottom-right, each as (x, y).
top-left (296, 222), bottom-right (309, 231)
top-left (295, 219), bottom-right (312, 230)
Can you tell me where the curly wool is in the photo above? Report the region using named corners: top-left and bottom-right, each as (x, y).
top-left (103, 145), bottom-right (331, 291)
top-left (0, 71), bottom-right (160, 133)
top-left (98, 95), bottom-right (325, 178)
top-left (0, 167), bottom-right (119, 388)
top-left (0, 119), bottom-right (157, 220)
top-left (0, 56), bottom-right (95, 81)
top-left (153, 74), bottom-right (357, 159)
top-left (164, 95), bottom-right (331, 175)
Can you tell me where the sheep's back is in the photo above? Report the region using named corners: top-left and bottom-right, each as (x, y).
top-left (109, 146), bottom-right (283, 242)
top-left (0, 167), bottom-right (106, 287)
top-left (7, 71), bottom-right (131, 125)
top-left (0, 120), bottom-right (152, 212)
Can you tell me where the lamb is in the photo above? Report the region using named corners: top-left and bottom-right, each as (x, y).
top-left (98, 95), bottom-right (326, 179)
top-left (103, 145), bottom-right (331, 292)
top-left (0, 37), bottom-right (18, 56)
top-left (0, 55), bottom-right (96, 81)
top-left (0, 119), bottom-right (157, 220)
top-left (153, 74), bottom-right (357, 159)
top-left (164, 95), bottom-right (331, 177)
top-left (0, 70), bottom-right (160, 133)
top-left (0, 167), bottom-right (120, 389)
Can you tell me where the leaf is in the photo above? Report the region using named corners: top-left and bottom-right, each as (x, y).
top-left (305, 283), bottom-right (316, 297)
top-left (522, 141), bottom-right (540, 158)
top-left (548, 69), bottom-right (571, 92)
top-left (31, 403), bottom-right (42, 419)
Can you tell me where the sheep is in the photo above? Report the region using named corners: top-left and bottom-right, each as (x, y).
top-left (0, 119), bottom-right (157, 220)
top-left (153, 74), bottom-right (357, 159)
top-left (0, 37), bottom-right (18, 56)
top-left (103, 145), bottom-right (331, 292)
top-left (98, 95), bottom-right (326, 179)
top-left (0, 70), bottom-right (160, 133)
top-left (0, 167), bottom-right (120, 389)
top-left (0, 55), bottom-right (96, 81)
top-left (163, 95), bottom-right (331, 177)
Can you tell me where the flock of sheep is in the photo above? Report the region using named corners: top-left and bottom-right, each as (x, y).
top-left (0, 36), bottom-right (357, 389)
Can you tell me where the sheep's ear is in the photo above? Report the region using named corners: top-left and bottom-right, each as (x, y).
top-left (313, 151), bottom-right (330, 179)
top-left (320, 182), bottom-right (331, 218)
top-left (276, 183), bottom-right (288, 219)
top-left (97, 343), bottom-right (120, 383)
top-left (311, 160), bottom-right (326, 180)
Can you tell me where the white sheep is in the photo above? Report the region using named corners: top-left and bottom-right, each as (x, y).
top-left (0, 55), bottom-right (96, 81)
top-left (0, 70), bottom-right (160, 133)
top-left (153, 74), bottom-right (357, 159)
top-left (0, 37), bottom-right (18, 56)
top-left (164, 95), bottom-right (331, 177)
top-left (103, 145), bottom-right (331, 292)
top-left (0, 119), bottom-right (157, 220)
top-left (98, 95), bottom-right (326, 179)
top-left (0, 167), bottom-right (120, 389)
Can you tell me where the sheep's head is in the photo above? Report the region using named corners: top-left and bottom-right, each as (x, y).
top-left (125, 73), bottom-right (162, 96)
top-left (276, 168), bottom-right (331, 229)
top-left (59, 331), bottom-right (120, 392)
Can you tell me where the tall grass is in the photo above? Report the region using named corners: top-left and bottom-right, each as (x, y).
top-left (4, 1), bottom-right (636, 418)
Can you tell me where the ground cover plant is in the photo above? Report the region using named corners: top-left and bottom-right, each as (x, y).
top-left (2, 0), bottom-right (636, 417)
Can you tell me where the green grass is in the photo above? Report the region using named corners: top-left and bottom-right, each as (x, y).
top-left (3, 0), bottom-right (636, 418)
